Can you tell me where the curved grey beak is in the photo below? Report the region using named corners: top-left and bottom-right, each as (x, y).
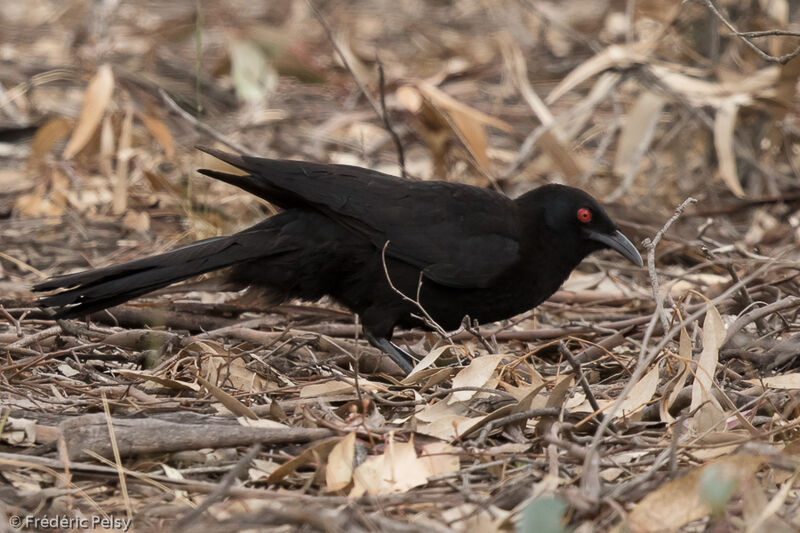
top-left (587, 229), bottom-right (643, 266)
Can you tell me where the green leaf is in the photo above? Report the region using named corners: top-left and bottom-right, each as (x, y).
top-left (518, 496), bottom-right (568, 533)
top-left (699, 465), bottom-right (737, 514)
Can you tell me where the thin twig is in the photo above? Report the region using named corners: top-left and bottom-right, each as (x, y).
top-left (636, 66), bottom-right (785, 185)
top-left (725, 263), bottom-right (766, 335)
top-left (101, 394), bottom-right (133, 522)
top-left (159, 88), bottom-right (256, 156)
top-left (722, 296), bottom-right (800, 348)
top-left (352, 314), bottom-right (363, 409)
top-left (736, 30), bottom-right (800, 38)
top-left (642, 197), bottom-right (697, 333)
top-left (475, 408), bottom-right (561, 446)
top-left (668, 413), bottom-right (686, 479)
top-left (308, 1), bottom-right (406, 177)
top-left (380, 240), bottom-right (449, 339)
top-left (699, 0), bottom-right (800, 65)
top-left (558, 341), bottom-right (617, 433)
top-left (377, 59), bottom-right (407, 178)
top-left (502, 73), bottom-right (620, 179)
top-left (521, 0), bottom-right (602, 53)
top-left (0, 305), bottom-right (22, 337)
top-left (5, 324), bottom-right (61, 349)
top-left (175, 443), bottom-right (262, 530)
top-left (461, 316), bottom-right (497, 353)
top-left (582, 253), bottom-right (783, 501)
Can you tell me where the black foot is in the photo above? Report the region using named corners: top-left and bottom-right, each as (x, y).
top-left (365, 332), bottom-right (418, 374)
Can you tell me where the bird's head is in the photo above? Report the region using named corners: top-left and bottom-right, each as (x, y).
top-left (520, 184), bottom-right (643, 267)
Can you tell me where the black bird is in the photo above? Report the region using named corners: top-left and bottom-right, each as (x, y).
top-left (35, 148), bottom-right (643, 373)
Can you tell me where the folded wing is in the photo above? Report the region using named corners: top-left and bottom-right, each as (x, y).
top-left (197, 147), bottom-right (521, 288)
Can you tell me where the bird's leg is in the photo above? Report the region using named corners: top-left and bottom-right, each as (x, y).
top-left (364, 331), bottom-right (417, 374)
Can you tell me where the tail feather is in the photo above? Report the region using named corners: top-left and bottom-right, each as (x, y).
top-left (196, 146), bottom-right (299, 208)
top-left (35, 221), bottom-right (288, 318)
top-left (196, 146), bottom-right (248, 169)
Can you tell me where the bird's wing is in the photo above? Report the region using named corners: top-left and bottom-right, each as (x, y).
top-left (197, 147), bottom-right (520, 288)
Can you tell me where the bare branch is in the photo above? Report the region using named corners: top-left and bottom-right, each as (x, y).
top-left (582, 253), bottom-right (786, 492)
top-left (642, 197), bottom-right (697, 333)
top-left (736, 29), bottom-right (800, 38)
top-left (377, 59), bottom-right (406, 178)
top-left (558, 341), bottom-right (617, 433)
top-left (699, 0), bottom-right (800, 65)
top-left (308, 1), bottom-right (407, 177)
top-left (380, 241), bottom-right (449, 339)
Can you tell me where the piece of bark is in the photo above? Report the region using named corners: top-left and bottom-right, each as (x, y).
top-left (59, 413), bottom-right (334, 461)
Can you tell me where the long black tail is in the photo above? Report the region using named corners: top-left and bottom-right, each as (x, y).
top-left (34, 220), bottom-right (287, 318)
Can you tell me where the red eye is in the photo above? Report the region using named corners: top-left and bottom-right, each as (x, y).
top-left (577, 208), bottom-right (592, 223)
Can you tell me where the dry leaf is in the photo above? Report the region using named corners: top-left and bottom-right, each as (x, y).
top-left (121, 210), bottom-right (151, 233)
top-left (500, 374), bottom-right (546, 401)
top-left (196, 375), bottom-right (258, 420)
top-left (398, 82), bottom-right (512, 174)
top-left (248, 458), bottom-right (280, 481)
top-left (29, 118), bottom-right (72, 163)
top-left (443, 503), bottom-right (509, 532)
top-left (745, 373), bottom-right (800, 390)
top-left (139, 113), bottom-right (175, 158)
top-left (616, 364), bottom-right (660, 420)
top-left (416, 414), bottom-right (483, 441)
top-left (266, 438), bottom-right (340, 484)
top-left (417, 82), bottom-right (512, 132)
top-left (713, 99), bottom-right (746, 198)
top-left (414, 396), bottom-right (484, 440)
top-left (114, 105), bottom-right (133, 214)
top-left (14, 191), bottom-right (64, 217)
top-left (230, 38), bottom-right (277, 103)
top-left (649, 64), bottom-right (774, 107)
top-left (660, 328), bottom-right (692, 423)
top-left (626, 455), bottom-right (765, 532)
top-left (690, 304), bottom-right (726, 412)
top-left (547, 43), bottom-right (651, 104)
top-left (404, 344), bottom-right (457, 379)
top-left (561, 72), bottom-right (621, 141)
top-left (690, 303), bottom-right (727, 434)
top-left (546, 375), bottom-right (575, 409)
top-left (401, 366), bottom-right (456, 387)
top-left (201, 355), bottom-right (267, 393)
top-left (326, 432), bottom-right (356, 492)
top-left (99, 114), bottom-right (115, 176)
top-left (236, 417), bottom-right (289, 429)
top-left (460, 383), bottom-right (546, 439)
top-left (300, 381), bottom-right (354, 398)
top-left (614, 91), bottom-right (666, 178)
top-left (350, 434), bottom-right (430, 497)
top-left (448, 354), bottom-right (506, 403)
top-left (0, 417), bottom-right (37, 446)
top-left (744, 470), bottom-right (798, 533)
top-left (396, 85), bottom-right (423, 112)
top-left (115, 369), bottom-right (199, 392)
top-left (415, 395), bottom-right (466, 423)
top-left (691, 443), bottom-right (740, 461)
top-left (63, 64), bottom-right (114, 159)
top-left (601, 468), bottom-right (624, 482)
top-left (349, 453), bottom-right (386, 497)
top-left (449, 108), bottom-right (491, 170)
top-left (419, 441), bottom-right (460, 476)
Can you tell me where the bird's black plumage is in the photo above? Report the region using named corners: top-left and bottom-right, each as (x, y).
top-left (35, 147), bottom-right (643, 373)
